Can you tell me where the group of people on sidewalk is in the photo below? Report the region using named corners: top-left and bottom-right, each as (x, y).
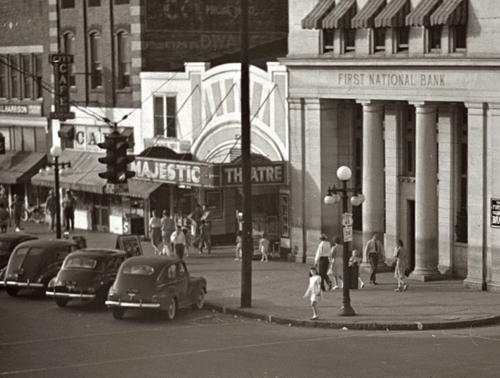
top-left (304, 232), bottom-right (410, 320)
top-left (149, 204), bottom-right (212, 260)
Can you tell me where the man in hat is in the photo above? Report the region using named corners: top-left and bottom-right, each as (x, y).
top-left (170, 224), bottom-right (186, 259)
top-left (45, 189), bottom-right (58, 231)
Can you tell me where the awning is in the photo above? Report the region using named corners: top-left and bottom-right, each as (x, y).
top-left (31, 149), bottom-right (106, 193)
top-left (430, 0), bottom-right (467, 26)
top-left (374, 0), bottom-right (410, 28)
top-left (0, 151), bottom-right (46, 184)
top-left (58, 125), bottom-right (74, 139)
top-left (122, 180), bottom-right (163, 199)
top-left (406, 0), bottom-right (442, 27)
top-left (352, 0), bottom-right (386, 29)
top-left (301, 0), bottom-right (336, 29)
top-left (322, 0), bottom-right (356, 29)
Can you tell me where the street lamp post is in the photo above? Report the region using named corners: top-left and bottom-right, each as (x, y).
top-left (324, 166), bottom-right (365, 316)
top-left (46, 146), bottom-right (71, 239)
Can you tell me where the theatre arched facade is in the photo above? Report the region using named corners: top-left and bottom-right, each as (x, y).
top-left (283, 0), bottom-right (500, 291)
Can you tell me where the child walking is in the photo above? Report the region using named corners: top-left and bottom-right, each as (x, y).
top-left (235, 231), bottom-right (242, 261)
top-left (182, 228), bottom-right (192, 258)
top-left (348, 250), bottom-right (365, 289)
top-left (303, 267), bottom-right (322, 320)
top-left (259, 235), bottom-right (270, 262)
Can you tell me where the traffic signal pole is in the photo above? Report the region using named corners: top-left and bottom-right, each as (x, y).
top-left (240, 0), bottom-right (252, 308)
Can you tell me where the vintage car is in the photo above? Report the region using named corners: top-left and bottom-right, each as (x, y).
top-left (106, 256), bottom-right (207, 320)
top-left (3, 239), bottom-right (78, 297)
top-left (0, 234), bottom-right (38, 270)
top-left (46, 248), bottom-right (127, 307)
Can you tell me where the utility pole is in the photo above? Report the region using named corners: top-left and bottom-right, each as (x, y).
top-left (240, 0), bottom-right (252, 308)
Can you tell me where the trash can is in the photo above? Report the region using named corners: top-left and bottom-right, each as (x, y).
top-left (349, 264), bottom-right (359, 290)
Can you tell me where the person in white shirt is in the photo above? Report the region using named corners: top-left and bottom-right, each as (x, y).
top-left (170, 224), bottom-right (186, 259)
top-left (314, 234), bottom-right (333, 291)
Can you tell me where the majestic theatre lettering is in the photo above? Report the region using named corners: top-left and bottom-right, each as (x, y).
top-left (221, 163), bottom-right (286, 186)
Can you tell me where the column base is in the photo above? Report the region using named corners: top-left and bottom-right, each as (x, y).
top-left (408, 270), bottom-right (444, 282)
top-left (463, 277), bottom-right (486, 291)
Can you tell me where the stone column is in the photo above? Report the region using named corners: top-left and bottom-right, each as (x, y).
top-left (360, 102), bottom-right (385, 261)
top-left (412, 103), bottom-right (440, 280)
top-left (437, 104), bottom-right (458, 276)
top-left (463, 103), bottom-right (487, 290)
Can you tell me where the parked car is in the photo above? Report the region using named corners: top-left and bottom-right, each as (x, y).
top-left (0, 234), bottom-right (38, 269)
top-left (46, 248), bottom-right (127, 308)
top-left (2, 239), bottom-right (78, 297)
top-left (106, 256), bottom-right (207, 320)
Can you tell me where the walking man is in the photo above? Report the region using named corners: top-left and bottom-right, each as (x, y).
top-left (364, 232), bottom-right (384, 285)
top-left (11, 194), bottom-right (25, 232)
top-left (170, 224), bottom-right (186, 259)
top-left (198, 219), bottom-right (211, 254)
top-left (45, 189), bottom-right (58, 231)
top-left (161, 210), bottom-right (176, 256)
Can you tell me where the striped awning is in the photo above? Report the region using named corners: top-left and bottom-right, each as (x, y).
top-left (430, 0), bottom-right (467, 26)
top-left (406, 0), bottom-right (442, 27)
top-left (374, 0), bottom-right (410, 28)
top-left (0, 151), bottom-right (46, 184)
top-left (352, 0), bottom-right (386, 29)
top-left (322, 0), bottom-right (356, 29)
top-left (302, 0), bottom-right (336, 29)
top-left (122, 180), bottom-right (163, 199)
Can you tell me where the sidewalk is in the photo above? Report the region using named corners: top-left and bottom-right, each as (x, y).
top-left (12, 221), bottom-right (500, 331)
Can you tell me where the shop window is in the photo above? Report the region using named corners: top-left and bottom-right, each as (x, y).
top-left (88, 0), bottom-right (101, 6)
top-left (205, 190), bottom-right (223, 219)
top-left (10, 55), bottom-right (19, 99)
top-left (404, 106), bottom-right (415, 176)
top-left (373, 28), bottom-right (385, 53)
top-left (342, 29), bottom-right (356, 54)
top-left (397, 27), bottom-right (409, 52)
top-left (116, 32), bottom-right (131, 89)
top-left (60, 0), bottom-right (75, 8)
top-left (322, 29), bottom-right (334, 53)
top-left (89, 32), bottom-right (103, 89)
top-left (453, 25), bottom-right (466, 51)
top-left (62, 32), bottom-right (76, 87)
top-left (0, 58), bottom-right (6, 98)
top-left (427, 25), bottom-right (441, 52)
top-left (154, 96), bottom-right (177, 138)
top-left (22, 55), bottom-right (31, 99)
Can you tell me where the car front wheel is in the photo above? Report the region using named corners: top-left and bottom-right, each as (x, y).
top-left (112, 308), bottom-right (125, 320)
top-left (56, 298), bottom-right (69, 308)
top-left (166, 297), bottom-right (177, 320)
top-left (193, 288), bottom-right (205, 310)
top-left (6, 287), bottom-right (20, 297)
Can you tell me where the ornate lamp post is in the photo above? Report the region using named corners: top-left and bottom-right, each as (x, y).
top-left (324, 166), bottom-right (365, 316)
top-left (46, 146), bottom-right (71, 239)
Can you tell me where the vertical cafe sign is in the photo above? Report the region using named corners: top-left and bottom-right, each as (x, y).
top-left (50, 54), bottom-right (75, 121)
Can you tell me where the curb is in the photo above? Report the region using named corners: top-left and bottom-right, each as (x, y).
top-left (204, 302), bottom-right (500, 331)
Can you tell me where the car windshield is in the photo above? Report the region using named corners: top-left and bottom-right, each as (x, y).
top-left (123, 265), bottom-right (154, 275)
top-left (64, 257), bottom-right (98, 270)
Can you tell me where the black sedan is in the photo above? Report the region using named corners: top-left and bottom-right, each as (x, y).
top-left (46, 248), bottom-right (127, 307)
top-left (0, 233), bottom-right (38, 270)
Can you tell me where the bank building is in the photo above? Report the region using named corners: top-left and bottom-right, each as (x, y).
top-left (283, 0), bottom-right (500, 291)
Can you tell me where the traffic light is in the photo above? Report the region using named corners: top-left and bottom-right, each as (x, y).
top-left (97, 129), bottom-right (135, 185)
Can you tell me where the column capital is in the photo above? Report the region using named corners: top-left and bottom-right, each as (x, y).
top-left (288, 98), bottom-right (303, 110)
top-left (357, 101), bottom-right (384, 112)
top-left (410, 102), bottom-right (437, 114)
top-left (464, 102), bottom-right (487, 116)
top-left (486, 103), bottom-right (500, 117)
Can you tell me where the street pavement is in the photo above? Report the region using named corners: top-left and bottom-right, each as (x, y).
top-left (8, 220), bottom-right (500, 331)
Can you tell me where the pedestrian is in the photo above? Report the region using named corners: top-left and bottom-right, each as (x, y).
top-left (314, 234), bottom-right (333, 291)
top-left (45, 189), bottom-right (57, 232)
top-left (170, 224), bottom-right (186, 259)
top-left (160, 210), bottom-right (176, 256)
top-left (0, 203), bottom-right (9, 233)
top-left (329, 236), bottom-right (343, 290)
top-left (235, 230), bottom-right (242, 261)
top-left (201, 205), bottom-right (212, 232)
top-left (303, 267), bottom-right (322, 320)
top-left (10, 194), bottom-right (25, 232)
top-left (364, 232), bottom-right (384, 285)
top-left (62, 190), bottom-right (76, 231)
top-left (198, 219), bottom-right (211, 254)
top-left (348, 250), bottom-right (365, 289)
top-left (149, 210), bottom-right (162, 255)
top-left (259, 234), bottom-right (270, 262)
top-left (182, 227), bottom-right (192, 257)
top-left (187, 204), bottom-right (203, 245)
top-left (394, 239), bottom-right (409, 292)
top-left (0, 186), bottom-right (7, 209)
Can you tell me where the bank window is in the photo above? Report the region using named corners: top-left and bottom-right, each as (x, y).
top-left (0, 58), bottom-right (6, 98)
top-left (115, 0), bottom-right (130, 4)
top-left (60, 0), bottom-right (75, 8)
top-left (404, 106), bottom-right (416, 176)
top-left (427, 26), bottom-right (441, 52)
top-left (342, 29), bottom-right (355, 54)
top-left (88, 0), bottom-right (101, 6)
top-left (62, 32), bottom-right (76, 87)
top-left (453, 25), bottom-right (466, 51)
top-left (322, 30), bottom-right (334, 53)
top-left (116, 32), bottom-right (131, 89)
top-left (10, 55), bottom-right (19, 99)
top-left (397, 27), bottom-right (409, 52)
top-left (154, 96), bottom-right (177, 138)
top-left (89, 32), bottom-right (103, 89)
top-left (456, 108), bottom-right (468, 243)
top-left (373, 28), bottom-right (385, 53)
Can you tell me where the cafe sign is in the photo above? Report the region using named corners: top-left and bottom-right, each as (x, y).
top-left (221, 162), bottom-right (286, 187)
top-left (131, 157), bottom-right (219, 188)
top-left (491, 198), bottom-right (500, 228)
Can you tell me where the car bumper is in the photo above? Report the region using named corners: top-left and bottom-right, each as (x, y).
top-left (5, 281), bottom-right (44, 288)
top-left (46, 290), bottom-right (96, 299)
top-left (105, 300), bottom-right (160, 309)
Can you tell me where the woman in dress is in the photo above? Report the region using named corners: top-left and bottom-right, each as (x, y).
top-left (314, 234), bottom-right (333, 291)
top-left (303, 267), bottom-right (322, 320)
top-left (329, 236), bottom-right (344, 290)
top-left (394, 239), bottom-right (409, 292)
top-left (149, 210), bottom-right (162, 255)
